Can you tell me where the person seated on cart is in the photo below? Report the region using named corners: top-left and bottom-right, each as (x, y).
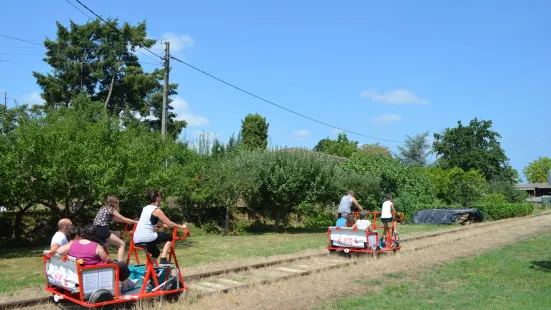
top-left (133, 191), bottom-right (187, 265)
top-left (335, 213), bottom-right (347, 227)
top-left (355, 211), bottom-right (372, 232)
top-left (49, 218), bottom-right (72, 253)
top-left (344, 215), bottom-right (356, 228)
top-left (93, 195), bottom-right (138, 262)
top-left (56, 225), bottom-right (138, 293)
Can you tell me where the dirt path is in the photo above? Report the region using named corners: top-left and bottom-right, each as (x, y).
top-left (171, 213), bottom-right (551, 310)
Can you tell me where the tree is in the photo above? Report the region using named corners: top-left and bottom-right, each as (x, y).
top-left (433, 118), bottom-right (510, 182)
top-left (33, 19), bottom-right (186, 137)
top-left (3, 98), bottom-right (176, 225)
top-left (226, 133), bottom-right (239, 154)
top-left (397, 131), bottom-right (431, 167)
top-left (246, 149), bottom-right (345, 232)
top-left (208, 154), bottom-right (261, 235)
top-left (239, 113), bottom-right (269, 151)
top-left (427, 167), bottom-right (487, 207)
top-left (211, 138), bottom-right (225, 158)
top-left (313, 133), bottom-right (358, 158)
top-left (357, 143), bottom-right (392, 157)
top-left (0, 106), bottom-right (39, 240)
top-left (340, 152), bottom-right (436, 216)
top-left (523, 157), bottom-right (551, 183)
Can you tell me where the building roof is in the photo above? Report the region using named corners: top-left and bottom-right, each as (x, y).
top-left (515, 183), bottom-right (551, 190)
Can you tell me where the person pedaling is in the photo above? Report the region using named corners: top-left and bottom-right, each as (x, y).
top-left (93, 195), bottom-right (138, 262)
top-left (133, 191), bottom-right (187, 265)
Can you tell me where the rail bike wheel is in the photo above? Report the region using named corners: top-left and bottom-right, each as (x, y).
top-left (88, 289), bottom-right (114, 310)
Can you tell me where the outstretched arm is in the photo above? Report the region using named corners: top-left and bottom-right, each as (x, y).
top-left (351, 197), bottom-right (364, 211)
top-left (112, 210), bottom-right (138, 225)
top-left (152, 208), bottom-right (187, 230)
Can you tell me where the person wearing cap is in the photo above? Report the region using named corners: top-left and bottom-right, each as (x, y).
top-left (355, 211), bottom-right (372, 232)
top-left (337, 190), bottom-right (363, 219)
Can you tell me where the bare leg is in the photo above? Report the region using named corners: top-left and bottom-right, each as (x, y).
top-left (106, 232), bottom-right (126, 262)
top-left (121, 279), bottom-right (130, 289)
top-left (160, 241), bottom-right (171, 259)
top-left (383, 222), bottom-right (389, 245)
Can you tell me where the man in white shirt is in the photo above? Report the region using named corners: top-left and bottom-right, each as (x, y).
top-left (50, 218), bottom-right (72, 253)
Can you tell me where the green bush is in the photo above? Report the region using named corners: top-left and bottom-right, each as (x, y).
top-left (488, 179), bottom-right (526, 203)
top-left (340, 154), bottom-right (436, 217)
top-left (426, 167), bottom-right (487, 207)
top-left (473, 202), bottom-right (533, 220)
top-left (295, 203), bottom-right (335, 228)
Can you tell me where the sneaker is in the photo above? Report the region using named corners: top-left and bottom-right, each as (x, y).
top-left (159, 257), bottom-right (172, 265)
top-left (122, 279), bottom-right (139, 293)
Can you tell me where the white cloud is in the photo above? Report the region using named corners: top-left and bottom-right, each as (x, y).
top-left (371, 114), bottom-right (402, 124)
top-left (19, 92), bottom-right (44, 106)
top-left (132, 96), bottom-right (208, 126)
top-left (291, 130), bottom-right (310, 141)
top-left (150, 32), bottom-right (194, 55)
top-left (361, 88), bottom-right (429, 105)
top-left (171, 96), bottom-right (209, 126)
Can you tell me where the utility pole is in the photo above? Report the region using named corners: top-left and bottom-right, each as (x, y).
top-left (3, 91), bottom-right (6, 110)
top-left (161, 41), bottom-right (170, 139)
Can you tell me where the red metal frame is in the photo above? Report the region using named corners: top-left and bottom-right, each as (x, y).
top-left (327, 211), bottom-right (404, 254)
top-left (43, 227), bottom-right (189, 308)
top-left (125, 223), bottom-right (159, 267)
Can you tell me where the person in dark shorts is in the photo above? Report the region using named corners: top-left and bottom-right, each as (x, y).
top-left (380, 194), bottom-right (397, 246)
top-left (133, 191), bottom-right (187, 265)
top-left (93, 195), bottom-right (138, 262)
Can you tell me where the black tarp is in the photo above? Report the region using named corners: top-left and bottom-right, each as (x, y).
top-left (410, 208), bottom-right (484, 225)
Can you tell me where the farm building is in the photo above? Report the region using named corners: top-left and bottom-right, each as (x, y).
top-left (515, 170), bottom-right (551, 203)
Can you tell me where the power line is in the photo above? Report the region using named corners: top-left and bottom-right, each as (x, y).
top-left (0, 34), bottom-right (41, 46)
top-left (170, 55), bottom-right (403, 143)
top-left (74, 0), bottom-right (403, 143)
top-left (64, 0), bottom-right (94, 21)
top-left (136, 50), bottom-right (162, 66)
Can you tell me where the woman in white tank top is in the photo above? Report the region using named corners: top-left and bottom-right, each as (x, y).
top-left (133, 191), bottom-right (187, 265)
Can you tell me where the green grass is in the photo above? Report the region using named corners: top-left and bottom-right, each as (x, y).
top-left (395, 223), bottom-right (452, 234)
top-left (532, 207), bottom-right (551, 216)
top-left (172, 232), bottom-right (327, 266)
top-left (320, 231), bottom-right (551, 310)
top-left (0, 223), bottom-right (455, 294)
top-left (2, 210), bottom-right (545, 295)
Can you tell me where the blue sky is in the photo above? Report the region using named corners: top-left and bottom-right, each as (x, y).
top-left (1, 0), bottom-right (550, 180)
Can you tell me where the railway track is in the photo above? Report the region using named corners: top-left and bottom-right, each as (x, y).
top-left (2, 211), bottom-right (551, 310)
